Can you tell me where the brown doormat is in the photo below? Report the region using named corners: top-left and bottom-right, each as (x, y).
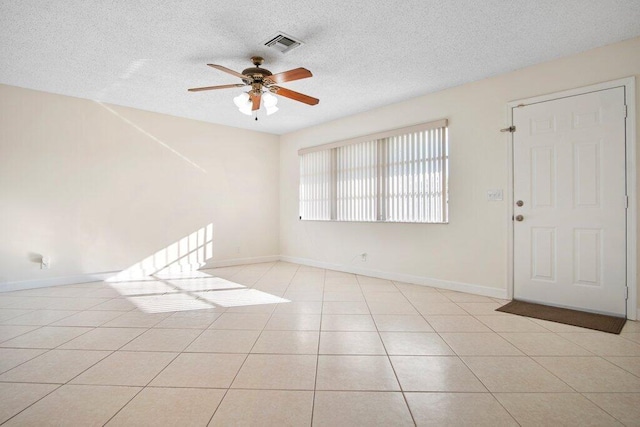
top-left (496, 300), bottom-right (626, 334)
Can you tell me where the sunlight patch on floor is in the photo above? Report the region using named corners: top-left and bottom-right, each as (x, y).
top-left (108, 281), bottom-right (177, 296)
top-left (127, 293), bottom-right (216, 313)
top-left (195, 289), bottom-right (290, 308)
top-left (165, 277), bottom-right (246, 292)
top-left (107, 272), bottom-right (289, 314)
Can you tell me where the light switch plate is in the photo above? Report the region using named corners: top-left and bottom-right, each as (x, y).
top-left (487, 189), bottom-right (503, 201)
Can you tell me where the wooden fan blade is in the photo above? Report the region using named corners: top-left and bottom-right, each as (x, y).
top-left (271, 86), bottom-right (319, 105)
top-left (207, 64), bottom-right (250, 80)
top-left (188, 83), bottom-right (246, 92)
top-left (250, 93), bottom-right (261, 111)
top-left (265, 68), bottom-right (312, 85)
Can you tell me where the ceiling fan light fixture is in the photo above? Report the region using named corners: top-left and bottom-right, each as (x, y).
top-left (263, 92), bottom-right (278, 107)
top-left (234, 92), bottom-right (253, 115)
top-left (238, 103), bottom-right (253, 115)
top-left (266, 105), bottom-right (279, 116)
top-left (233, 92), bottom-right (250, 108)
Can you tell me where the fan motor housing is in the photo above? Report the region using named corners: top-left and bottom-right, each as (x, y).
top-left (243, 70), bottom-right (272, 85)
top-left (241, 56), bottom-right (272, 83)
top-left (241, 67), bottom-right (273, 78)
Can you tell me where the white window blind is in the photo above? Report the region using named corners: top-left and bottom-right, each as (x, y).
top-left (299, 119), bottom-right (448, 223)
top-left (384, 127), bottom-right (448, 223)
top-left (337, 140), bottom-right (378, 221)
top-left (299, 150), bottom-right (332, 220)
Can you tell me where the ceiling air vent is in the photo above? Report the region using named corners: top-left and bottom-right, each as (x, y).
top-left (263, 32), bottom-right (303, 54)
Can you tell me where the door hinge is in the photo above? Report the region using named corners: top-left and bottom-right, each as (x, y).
top-left (500, 126), bottom-right (516, 133)
top-left (624, 104), bottom-right (628, 119)
top-left (625, 286), bottom-right (629, 300)
top-left (625, 195), bottom-right (629, 209)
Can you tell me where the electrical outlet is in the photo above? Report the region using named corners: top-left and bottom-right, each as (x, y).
top-left (361, 253), bottom-right (367, 262)
top-left (487, 189), bottom-right (504, 201)
top-left (41, 256), bottom-right (51, 269)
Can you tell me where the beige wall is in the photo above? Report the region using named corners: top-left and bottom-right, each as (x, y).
top-left (279, 37), bottom-right (640, 306)
top-left (0, 85), bottom-right (280, 286)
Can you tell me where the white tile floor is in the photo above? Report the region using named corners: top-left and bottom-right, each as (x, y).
top-left (0, 261), bottom-right (639, 426)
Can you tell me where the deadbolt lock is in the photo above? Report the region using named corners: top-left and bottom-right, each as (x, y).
top-left (516, 200), bottom-right (524, 207)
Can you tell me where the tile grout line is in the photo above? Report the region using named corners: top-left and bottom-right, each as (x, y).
top-left (0, 350), bottom-right (47, 377)
top-left (600, 357), bottom-right (640, 379)
top-left (100, 333), bottom-right (199, 424)
top-left (0, 383), bottom-right (63, 426)
top-left (193, 262), bottom-right (270, 426)
top-left (395, 280), bottom-right (524, 426)
top-left (358, 276), bottom-right (417, 427)
top-left (0, 309), bottom-right (37, 323)
top-left (1, 263), bottom-right (266, 425)
top-left (0, 321), bottom-right (115, 392)
top-left (0, 309), bottom-right (79, 326)
top-left (309, 266), bottom-right (326, 427)
top-left (443, 294), bottom-right (570, 425)
top-left (103, 263), bottom-right (277, 426)
top-left (451, 316), bottom-right (526, 426)
top-left (0, 307), bottom-right (140, 377)
top-left (0, 348), bottom-right (115, 425)
top-left (442, 303), bottom-right (593, 426)
top-left (55, 316), bottom-right (162, 395)
top-left (204, 261), bottom-right (300, 426)
top-left (0, 325), bottom-right (47, 345)
top-left (485, 392), bottom-right (523, 427)
top-left (579, 391), bottom-right (633, 425)
top-left (3, 382), bottom-right (635, 393)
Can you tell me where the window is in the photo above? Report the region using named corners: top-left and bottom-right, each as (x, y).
top-left (299, 119), bottom-right (448, 223)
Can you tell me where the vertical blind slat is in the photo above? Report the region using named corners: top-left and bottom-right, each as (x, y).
top-left (429, 129), bottom-right (434, 222)
top-left (420, 131), bottom-right (425, 222)
top-left (411, 132), bottom-right (417, 221)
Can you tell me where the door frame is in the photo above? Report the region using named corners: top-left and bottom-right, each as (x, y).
top-left (505, 77), bottom-right (637, 320)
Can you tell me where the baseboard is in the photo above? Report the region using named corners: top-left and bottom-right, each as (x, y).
top-left (203, 255), bottom-right (281, 269)
top-left (0, 271), bottom-right (117, 293)
top-left (0, 256), bottom-right (282, 293)
top-left (279, 255), bottom-right (509, 299)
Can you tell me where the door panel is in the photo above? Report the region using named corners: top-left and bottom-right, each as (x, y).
top-left (531, 146), bottom-right (555, 208)
top-left (531, 227), bottom-right (556, 281)
top-left (513, 87), bottom-right (627, 316)
top-left (574, 141), bottom-right (600, 207)
top-left (573, 228), bottom-right (601, 285)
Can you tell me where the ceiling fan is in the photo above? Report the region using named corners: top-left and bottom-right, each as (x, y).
top-left (188, 56), bottom-right (319, 116)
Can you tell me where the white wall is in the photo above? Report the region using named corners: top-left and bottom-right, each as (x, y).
top-left (279, 37), bottom-right (640, 301)
top-left (0, 85), bottom-right (280, 288)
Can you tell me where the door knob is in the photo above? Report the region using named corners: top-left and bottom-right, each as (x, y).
top-left (515, 215), bottom-right (524, 222)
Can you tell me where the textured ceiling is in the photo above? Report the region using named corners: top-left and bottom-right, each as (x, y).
top-left (1, 1), bottom-right (640, 135)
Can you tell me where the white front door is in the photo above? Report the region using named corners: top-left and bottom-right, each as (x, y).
top-left (513, 87), bottom-right (627, 316)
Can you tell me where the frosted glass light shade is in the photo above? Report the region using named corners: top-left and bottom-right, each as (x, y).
top-left (263, 92), bottom-right (278, 107)
top-left (233, 92), bottom-right (250, 108)
top-left (233, 92), bottom-right (253, 115)
top-left (266, 105), bottom-right (279, 115)
top-left (238, 103), bottom-right (253, 115)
